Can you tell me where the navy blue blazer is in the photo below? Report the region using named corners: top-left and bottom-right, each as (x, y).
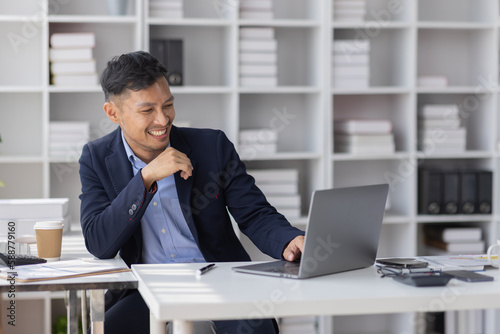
top-left (79, 126), bottom-right (303, 269)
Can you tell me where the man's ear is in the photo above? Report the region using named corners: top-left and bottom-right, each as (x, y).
top-left (104, 101), bottom-right (120, 124)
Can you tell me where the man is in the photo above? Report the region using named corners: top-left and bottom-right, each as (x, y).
top-left (79, 51), bottom-right (305, 333)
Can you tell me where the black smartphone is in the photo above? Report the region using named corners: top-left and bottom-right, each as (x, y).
top-left (376, 258), bottom-right (428, 269)
top-left (445, 270), bottom-right (494, 282)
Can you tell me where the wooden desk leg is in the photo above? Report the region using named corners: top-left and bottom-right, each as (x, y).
top-left (81, 290), bottom-right (88, 332)
top-left (67, 290), bottom-right (79, 334)
top-left (172, 320), bottom-right (193, 334)
top-left (90, 289), bottom-right (105, 334)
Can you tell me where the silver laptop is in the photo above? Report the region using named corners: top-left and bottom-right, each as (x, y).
top-left (232, 183), bottom-right (389, 279)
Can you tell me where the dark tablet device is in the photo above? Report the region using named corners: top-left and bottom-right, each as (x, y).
top-left (376, 258), bottom-right (428, 269)
top-left (446, 270), bottom-right (494, 282)
top-left (391, 272), bottom-right (453, 287)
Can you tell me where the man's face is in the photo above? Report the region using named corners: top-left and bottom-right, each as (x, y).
top-left (107, 77), bottom-right (175, 163)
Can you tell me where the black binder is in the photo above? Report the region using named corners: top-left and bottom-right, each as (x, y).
top-left (477, 170), bottom-right (492, 214)
top-left (442, 170), bottom-right (459, 214)
top-left (149, 39), bottom-right (184, 86)
top-left (419, 169), bottom-right (442, 214)
top-left (459, 170), bottom-right (476, 214)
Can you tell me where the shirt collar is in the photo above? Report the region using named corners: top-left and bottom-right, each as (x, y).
top-left (121, 129), bottom-right (170, 166)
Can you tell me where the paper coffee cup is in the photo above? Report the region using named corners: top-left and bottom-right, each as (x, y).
top-left (34, 221), bottom-right (64, 261)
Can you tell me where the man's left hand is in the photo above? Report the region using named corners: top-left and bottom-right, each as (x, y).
top-left (283, 235), bottom-right (304, 262)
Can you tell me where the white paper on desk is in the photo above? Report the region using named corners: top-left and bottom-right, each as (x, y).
top-left (0, 258), bottom-right (130, 282)
top-left (417, 255), bottom-right (490, 271)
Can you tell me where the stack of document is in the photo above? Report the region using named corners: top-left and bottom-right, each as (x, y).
top-left (239, 0), bottom-right (273, 20)
top-left (239, 128), bottom-right (278, 158)
top-left (418, 104), bottom-right (466, 153)
top-left (239, 27), bottom-right (278, 87)
top-left (334, 119), bottom-right (395, 154)
top-left (333, 0), bottom-right (366, 22)
top-left (49, 121), bottom-right (90, 160)
top-left (149, 0), bottom-right (183, 18)
top-left (247, 169), bottom-right (301, 220)
top-left (332, 39), bottom-right (370, 89)
top-left (423, 225), bottom-right (484, 255)
top-left (49, 32), bottom-right (97, 86)
top-left (0, 198), bottom-right (70, 236)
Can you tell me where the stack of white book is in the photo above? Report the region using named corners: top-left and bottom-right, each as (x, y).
top-left (418, 104), bottom-right (466, 153)
top-left (49, 121), bottom-right (90, 160)
top-left (248, 169), bottom-right (301, 220)
top-left (239, 27), bottom-right (278, 87)
top-left (149, 0), bottom-right (183, 18)
top-left (332, 39), bottom-right (370, 89)
top-left (239, 128), bottom-right (277, 158)
top-left (0, 198), bottom-right (70, 235)
top-left (333, 0), bottom-right (366, 22)
top-left (239, 0), bottom-right (274, 20)
top-left (49, 32), bottom-right (97, 86)
top-left (334, 119), bottom-right (395, 154)
top-left (279, 316), bottom-right (317, 334)
top-left (423, 225), bottom-right (484, 255)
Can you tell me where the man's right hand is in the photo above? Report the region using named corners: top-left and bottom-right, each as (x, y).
top-left (141, 147), bottom-right (193, 190)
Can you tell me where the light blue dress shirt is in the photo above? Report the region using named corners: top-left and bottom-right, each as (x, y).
top-left (121, 132), bottom-right (205, 264)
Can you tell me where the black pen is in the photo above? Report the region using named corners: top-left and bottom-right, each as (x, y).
top-left (196, 263), bottom-right (216, 276)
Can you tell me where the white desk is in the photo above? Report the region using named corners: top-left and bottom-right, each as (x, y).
top-left (132, 262), bottom-right (500, 334)
top-left (0, 257), bottom-right (137, 334)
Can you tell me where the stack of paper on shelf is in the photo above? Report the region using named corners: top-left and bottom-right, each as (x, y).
top-left (423, 225), bottom-right (484, 255)
top-left (332, 39), bottom-right (370, 89)
top-left (49, 32), bottom-right (97, 86)
top-left (279, 316), bottom-right (317, 334)
top-left (239, 0), bottom-right (274, 20)
top-left (333, 0), bottom-right (366, 22)
top-left (0, 198), bottom-right (70, 236)
top-left (49, 121), bottom-right (90, 160)
top-left (248, 169), bottom-right (301, 220)
top-left (239, 128), bottom-right (277, 158)
top-left (239, 27), bottom-right (278, 87)
top-left (334, 119), bottom-right (395, 154)
top-left (149, 0), bottom-right (183, 18)
top-left (418, 104), bottom-right (466, 153)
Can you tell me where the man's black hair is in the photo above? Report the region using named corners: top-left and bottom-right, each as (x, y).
top-left (100, 51), bottom-right (168, 101)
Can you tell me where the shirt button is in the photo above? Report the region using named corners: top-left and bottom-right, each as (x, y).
top-left (161, 228), bottom-right (166, 234)
top-left (170, 254), bottom-right (175, 258)
top-left (128, 209), bottom-right (133, 215)
top-left (131, 204), bottom-right (137, 210)
top-left (153, 202), bottom-right (158, 207)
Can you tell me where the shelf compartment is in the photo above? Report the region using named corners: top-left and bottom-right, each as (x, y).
top-left (49, 22), bottom-right (139, 83)
top-left (149, 25), bottom-right (233, 87)
top-left (171, 93), bottom-right (236, 139)
top-left (0, 93), bottom-right (44, 157)
top-left (333, 93), bottom-right (413, 153)
top-left (333, 28), bottom-right (413, 88)
top-left (417, 93), bottom-right (496, 152)
top-left (0, 163), bottom-right (44, 199)
top-left (0, 0), bottom-right (41, 16)
top-left (333, 159), bottom-right (413, 217)
top-left (244, 159), bottom-right (323, 217)
top-left (239, 93), bottom-right (323, 155)
top-left (49, 92), bottom-right (118, 145)
top-left (417, 28), bottom-right (496, 87)
top-left (418, 0), bottom-right (496, 23)
top-left (0, 22), bottom-right (44, 87)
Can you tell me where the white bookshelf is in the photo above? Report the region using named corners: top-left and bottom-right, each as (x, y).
top-left (1, 0), bottom-right (500, 333)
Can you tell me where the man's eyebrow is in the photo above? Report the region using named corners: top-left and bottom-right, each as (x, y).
top-left (136, 96), bottom-right (174, 107)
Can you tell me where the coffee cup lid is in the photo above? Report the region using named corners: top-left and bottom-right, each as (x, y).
top-left (33, 221), bottom-right (64, 230)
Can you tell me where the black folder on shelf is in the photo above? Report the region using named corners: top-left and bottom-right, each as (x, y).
top-left (442, 170), bottom-right (459, 214)
top-left (149, 39), bottom-right (184, 86)
top-left (477, 170), bottom-right (492, 214)
top-left (459, 170), bottom-right (477, 214)
top-left (419, 169), bottom-right (442, 214)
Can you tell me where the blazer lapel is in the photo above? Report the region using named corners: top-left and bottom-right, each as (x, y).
top-left (170, 126), bottom-right (200, 243)
top-left (105, 128), bottom-right (134, 196)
